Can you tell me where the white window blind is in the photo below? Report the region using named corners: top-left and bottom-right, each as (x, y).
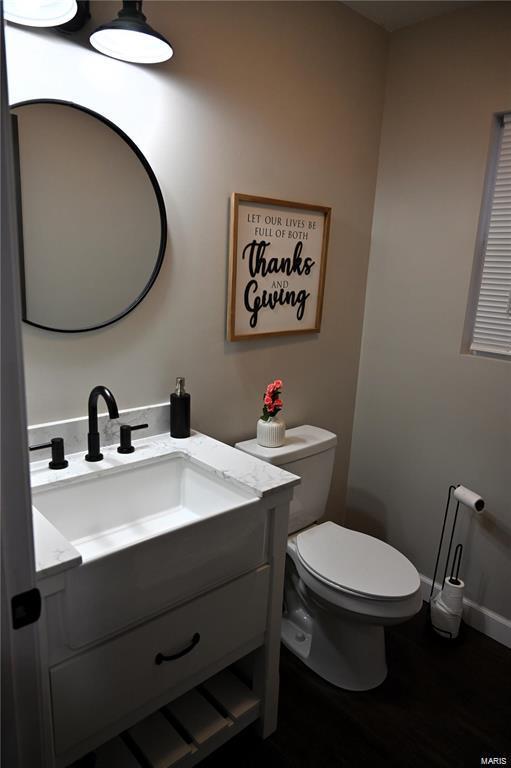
top-left (471, 114), bottom-right (511, 356)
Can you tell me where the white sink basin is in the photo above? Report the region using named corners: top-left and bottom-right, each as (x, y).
top-left (32, 453), bottom-right (256, 562)
top-left (30, 431), bottom-right (296, 648)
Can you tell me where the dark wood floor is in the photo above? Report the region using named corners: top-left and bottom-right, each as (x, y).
top-left (202, 604), bottom-right (511, 768)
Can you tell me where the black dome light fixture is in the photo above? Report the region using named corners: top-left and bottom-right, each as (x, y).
top-left (89, 0), bottom-right (173, 64)
top-left (3, 0), bottom-right (78, 27)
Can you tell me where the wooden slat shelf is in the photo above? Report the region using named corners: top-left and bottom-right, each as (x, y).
top-left (69, 669), bottom-right (260, 768)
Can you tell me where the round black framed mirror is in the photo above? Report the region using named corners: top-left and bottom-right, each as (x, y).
top-left (11, 99), bottom-right (167, 333)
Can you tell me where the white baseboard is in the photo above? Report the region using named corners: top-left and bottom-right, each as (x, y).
top-left (420, 574), bottom-right (511, 650)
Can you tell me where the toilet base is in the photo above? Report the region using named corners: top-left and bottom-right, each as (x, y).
top-left (282, 608), bottom-right (388, 691)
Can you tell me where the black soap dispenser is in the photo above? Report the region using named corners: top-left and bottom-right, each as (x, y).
top-left (170, 377), bottom-right (191, 438)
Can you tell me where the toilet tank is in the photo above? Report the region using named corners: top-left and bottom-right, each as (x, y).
top-left (235, 425), bottom-right (337, 533)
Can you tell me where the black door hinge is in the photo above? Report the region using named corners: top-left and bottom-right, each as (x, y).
top-left (11, 588), bottom-right (41, 629)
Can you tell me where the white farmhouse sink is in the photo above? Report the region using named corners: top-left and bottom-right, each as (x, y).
top-left (32, 452), bottom-right (268, 646)
top-left (32, 454), bottom-right (256, 563)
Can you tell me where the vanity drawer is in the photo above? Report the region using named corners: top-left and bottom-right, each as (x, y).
top-left (51, 566), bottom-right (269, 756)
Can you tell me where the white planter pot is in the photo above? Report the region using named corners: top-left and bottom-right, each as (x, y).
top-left (257, 415), bottom-right (286, 448)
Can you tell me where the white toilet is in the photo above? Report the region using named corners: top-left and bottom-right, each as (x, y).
top-left (236, 425), bottom-right (422, 691)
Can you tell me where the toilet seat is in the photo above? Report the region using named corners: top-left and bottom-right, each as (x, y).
top-left (296, 521), bottom-right (420, 601)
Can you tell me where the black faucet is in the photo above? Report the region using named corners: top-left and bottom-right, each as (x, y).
top-left (85, 385), bottom-right (119, 462)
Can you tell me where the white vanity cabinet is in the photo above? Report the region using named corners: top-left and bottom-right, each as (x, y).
top-left (35, 483), bottom-right (295, 768)
top-left (50, 567), bottom-right (270, 756)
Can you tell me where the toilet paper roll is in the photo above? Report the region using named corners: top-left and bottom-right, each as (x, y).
top-left (430, 598), bottom-right (462, 639)
top-left (453, 485), bottom-right (485, 512)
top-left (439, 578), bottom-right (465, 615)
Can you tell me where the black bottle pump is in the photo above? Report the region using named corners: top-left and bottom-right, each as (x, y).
top-left (170, 377), bottom-right (190, 438)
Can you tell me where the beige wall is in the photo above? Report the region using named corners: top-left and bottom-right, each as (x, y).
top-left (348, 3), bottom-right (511, 619)
top-left (6, 2), bottom-right (387, 520)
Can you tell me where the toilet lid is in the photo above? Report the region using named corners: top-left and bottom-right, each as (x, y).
top-left (296, 521), bottom-right (420, 600)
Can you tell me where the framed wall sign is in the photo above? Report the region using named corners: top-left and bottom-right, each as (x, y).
top-left (227, 193), bottom-right (331, 341)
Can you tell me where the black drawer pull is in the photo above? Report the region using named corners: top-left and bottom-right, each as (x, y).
top-left (155, 633), bottom-right (201, 665)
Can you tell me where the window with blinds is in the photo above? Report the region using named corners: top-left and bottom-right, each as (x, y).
top-left (470, 114), bottom-right (511, 356)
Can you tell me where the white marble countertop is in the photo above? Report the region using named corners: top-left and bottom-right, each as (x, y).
top-left (32, 509), bottom-right (82, 578)
top-left (31, 430), bottom-right (300, 579)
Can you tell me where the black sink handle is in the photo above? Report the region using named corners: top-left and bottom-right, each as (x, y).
top-left (155, 633), bottom-right (201, 665)
top-left (117, 423), bottom-right (148, 454)
top-left (29, 437), bottom-right (68, 470)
